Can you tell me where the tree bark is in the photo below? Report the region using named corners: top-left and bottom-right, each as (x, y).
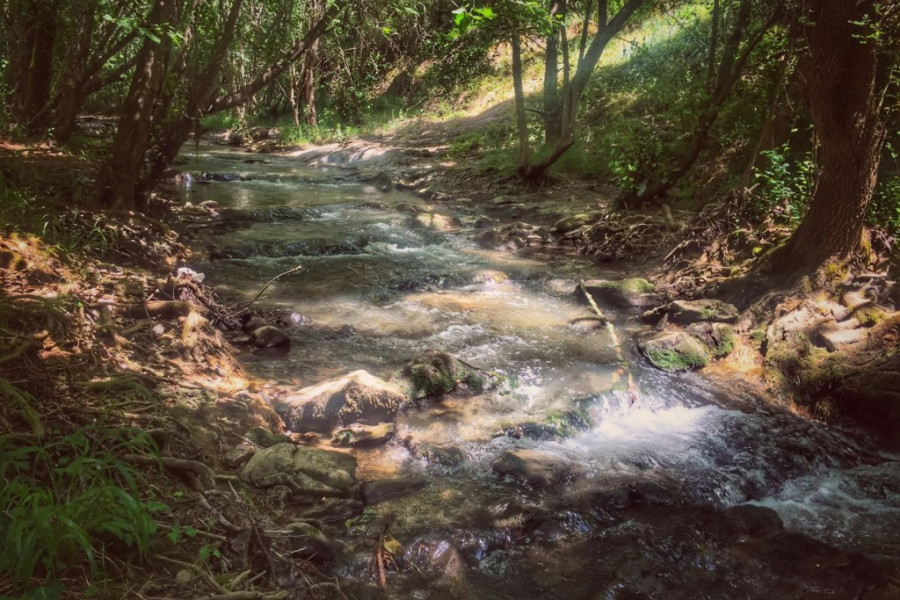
top-left (97, 0), bottom-right (178, 211)
top-left (543, 1), bottom-right (561, 143)
top-left (764, 0), bottom-right (892, 279)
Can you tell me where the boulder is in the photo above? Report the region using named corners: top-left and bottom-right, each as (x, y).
top-left (224, 443), bottom-right (256, 469)
top-left (398, 350), bottom-right (488, 399)
top-left (276, 370), bottom-right (407, 433)
top-left (637, 331), bottom-right (712, 372)
top-left (687, 322), bottom-right (736, 358)
top-left (251, 325), bottom-right (290, 348)
top-left (552, 213), bottom-right (595, 235)
top-left (492, 448), bottom-right (582, 487)
top-left (579, 278), bottom-right (658, 309)
top-left (667, 299), bottom-right (739, 325)
top-left (240, 443), bottom-right (356, 497)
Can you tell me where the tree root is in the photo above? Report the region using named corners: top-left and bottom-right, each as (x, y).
top-left (126, 454), bottom-right (216, 491)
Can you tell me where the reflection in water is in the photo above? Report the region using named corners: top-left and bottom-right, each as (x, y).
top-left (179, 143), bottom-right (900, 598)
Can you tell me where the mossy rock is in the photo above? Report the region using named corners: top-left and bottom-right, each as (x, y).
top-left (637, 331), bottom-right (712, 372)
top-left (667, 299), bottom-right (739, 325)
top-left (687, 322), bottom-right (736, 358)
top-left (399, 350), bottom-right (488, 399)
top-left (579, 278), bottom-right (658, 309)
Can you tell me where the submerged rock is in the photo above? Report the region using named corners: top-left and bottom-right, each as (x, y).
top-left (276, 370), bottom-right (407, 433)
top-left (579, 278), bottom-right (658, 309)
top-left (240, 443), bottom-right (356, 497)
top-left (360, 477), bottom-right (428, 505)
top-left (331, 423), bottom-right (395, 448)
top-left (251, 325), bottom-right (290, 348)
top-left (637, 330), bottom-right (712, 372)
top-left (492, 448), bottom-right (583, 487)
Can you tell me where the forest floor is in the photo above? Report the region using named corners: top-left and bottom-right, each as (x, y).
top-left (1, 115), bottom-right (899, 598)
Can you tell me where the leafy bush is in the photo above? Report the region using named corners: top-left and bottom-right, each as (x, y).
top-left (751, 141), bottom-right (816, 225)
top-left (0, 397), bottom-right (165, 599)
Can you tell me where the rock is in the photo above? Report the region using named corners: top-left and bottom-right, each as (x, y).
top-left (666, 299), bottom-right (739, 325)
top-left (244, 426), bottom-right (290, 448)
top-left (552, 213), bottom-right (595, 235)
top-left (723, 505), bottom-right (783, 537)
top-left (492, 448), bottom-right (582, 487)
top-left (198, 200), bottom-right (219, 210)
top-left (332, 423), bottom-right (395, 448)
top-left (687, 322), bottom-right (736, 358)
top-left (175, 569), bottom-right (194, 585)
top-left (286, 521), bottom-right (340, 562)
top-left (579, 278), bottom-right (658, 309)
top-left (276, 370), bottom-right (407, 433)
top-left (362, 170), bottom-right (392, 192)
top-left (404, 536), bottom-right (466, 589)
top-left (399, 350), bottom-right (487, 399)
top-left (417, 443), bottom-right (467, 467)
top-left (243, 315), bottom-right (268, 333)
top-left (251, 325), bottom-right (290, 348)
top-left (568, 317), bottom-right (606, 333)
top-left (637, 331), bottom-right (712, 372)
top-left (224, 443), bottom-right (257, 469)
top-left (240, 443), bottom-right (356, 497)
top-left (471, 269), bottom-right (509, 285)
top-left (360, 477), bottom-right (428, 505)
top-left (816, 328), bottom-right (869, 352)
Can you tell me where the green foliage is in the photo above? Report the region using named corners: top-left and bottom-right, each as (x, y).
top-left (0, 407), bottom-right (165, 598)
top-left (868, 139), bottom-right (900, 237)
top-left (752, 141), bottom-right (816, 225)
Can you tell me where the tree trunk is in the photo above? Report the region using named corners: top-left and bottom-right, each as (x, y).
top-left (511, 35), bottom-right (532, 173)
top-left (543, 1), bottom-right (561, 143)
top-left (7, 0), bottom-right (60, 132)
top-left (97, 0), bottom-right (177, 211)
top-left (765, 0), bottom-right (890, 278)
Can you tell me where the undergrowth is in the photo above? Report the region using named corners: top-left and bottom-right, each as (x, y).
top-left (0, 385), bottom-right (166, 600)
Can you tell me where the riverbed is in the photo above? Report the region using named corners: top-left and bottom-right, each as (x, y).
top-left (175, 143), bottom-right (900, 599)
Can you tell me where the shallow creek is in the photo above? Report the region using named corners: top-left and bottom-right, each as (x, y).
top-left (177, 144), bottom-right (900, 599)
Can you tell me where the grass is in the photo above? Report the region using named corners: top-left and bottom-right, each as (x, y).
top-left (0, 396), bottom-right (166, 599)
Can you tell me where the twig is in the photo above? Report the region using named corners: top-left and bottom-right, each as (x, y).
top-left (233, 264), bottom-right (303, 310)
top-left (375, 512), bottom-right (396, 592)
top-left (577, 281), bottom-right (608, 326)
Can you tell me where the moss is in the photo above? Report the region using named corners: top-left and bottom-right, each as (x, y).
top-left (601, 277), bottom-right (655, 295)
top-left (644, 346), bottom-right (710, 371)
top-left (853, 305), bottom-right (885, 327)
top-left (709, 324), bottom-right (735, 358)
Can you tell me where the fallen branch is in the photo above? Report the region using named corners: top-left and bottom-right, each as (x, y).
top-left (577, 281), bottom-right (608, 326)
top-left (234, 264), bottom-right (303, 311)
top-left (110, 300), bottom-right (205, 320)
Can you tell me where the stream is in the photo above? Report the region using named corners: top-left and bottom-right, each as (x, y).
top-left (175, 143), bottom-right (900, 599)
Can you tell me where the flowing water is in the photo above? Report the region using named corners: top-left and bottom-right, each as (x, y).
top-left (176, 144), bottom-right (900, 599)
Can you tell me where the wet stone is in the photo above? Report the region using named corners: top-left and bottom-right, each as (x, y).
top-left (251, 325), bottom-right (290, 348)
top-left (244, 426), bottom-right (290, 448)
top-left (637, 330), bottom-right (712, 372)
top-left (667, 299), bottom-right (739, 325)
top-left (331, 423), bottom-right (395, 448)
top-left (360, 477), bottom-right (428, 505)
top-left (492, 448), bottom-right (583, 488)
top-left (276, 370), bottom-right (407, 433)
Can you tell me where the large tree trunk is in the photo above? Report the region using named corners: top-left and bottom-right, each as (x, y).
top-left (764, 0), bottom-right (890, 278)
top-left (97, 0), bottom-right (177, 211)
